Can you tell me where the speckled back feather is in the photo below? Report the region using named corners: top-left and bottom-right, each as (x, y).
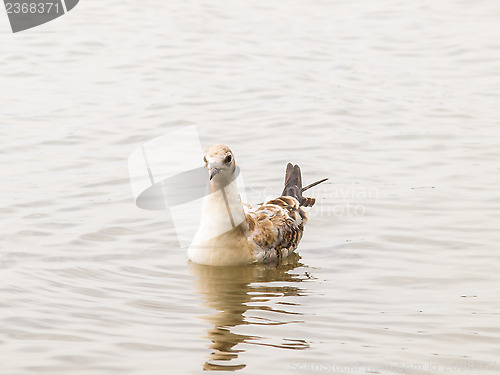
top-left (245, 163), bottom-right (327, 262)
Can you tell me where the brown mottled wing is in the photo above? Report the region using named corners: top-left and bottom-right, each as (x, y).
top-left (246, 196), bottom-right (306, 262)
top-left (245, 162), bottom-right (327, 263)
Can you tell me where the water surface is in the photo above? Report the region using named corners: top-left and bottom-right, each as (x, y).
top-left (1, 0), bottom-right (500, 374)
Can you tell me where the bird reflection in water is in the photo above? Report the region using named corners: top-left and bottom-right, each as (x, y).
top-left (188, 252), bottom-right (313, 371)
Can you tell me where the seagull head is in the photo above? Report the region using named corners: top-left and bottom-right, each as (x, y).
top-left (203, 144), bottom-right (236, 182)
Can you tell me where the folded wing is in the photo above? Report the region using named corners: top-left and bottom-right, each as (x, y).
top-left (245, 163), bottom-right (327, 262)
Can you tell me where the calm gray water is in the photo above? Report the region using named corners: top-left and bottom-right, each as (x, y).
top-left (1, 0), bottom-right (500, 374)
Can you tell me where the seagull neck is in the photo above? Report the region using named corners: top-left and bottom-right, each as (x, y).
top-left (204, 175), bottom-right (247, 233)
top-left (209, 177), bottom-right (240, 205)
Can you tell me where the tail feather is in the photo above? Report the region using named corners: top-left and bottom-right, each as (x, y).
top-left (301, 197), bottom-right (316, 207)
top-left (281, 163), bottom-right (327, 207)
top-left (302, 178), bottom-right (329, 192)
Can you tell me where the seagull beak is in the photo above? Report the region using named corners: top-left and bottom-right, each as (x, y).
top-left (209, 168), bottom-right (220, 180)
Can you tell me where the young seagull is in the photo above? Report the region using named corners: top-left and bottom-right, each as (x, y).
top-left (188, 144), bottom-right (327, 266)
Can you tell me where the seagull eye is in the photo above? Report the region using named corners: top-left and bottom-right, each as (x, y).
top-left (224, 154), bottom-right (232, 163)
